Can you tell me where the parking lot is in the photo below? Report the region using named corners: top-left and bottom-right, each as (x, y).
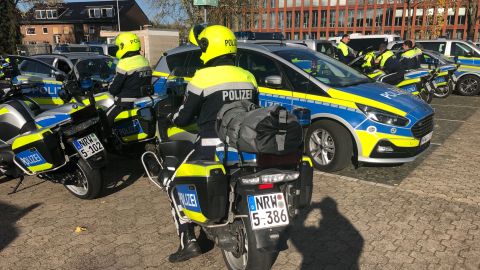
top-left (1, 94), bottom-right (480, 270)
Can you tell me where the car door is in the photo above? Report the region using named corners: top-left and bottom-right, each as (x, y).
top-left (237, 49), bottom-right (293, 110)
top-left (13, 56), bottom-right (65, 108)
top-left (451, 42), bottom-right (480, 69)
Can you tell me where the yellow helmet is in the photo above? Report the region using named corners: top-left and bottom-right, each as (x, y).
top-left (115, 32), bottom-right (141, 59)
top-left (188, 25), bottom-right (237, 64)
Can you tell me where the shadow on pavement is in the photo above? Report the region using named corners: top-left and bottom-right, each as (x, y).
top-left (0, 202), bottom-right (41, 251)
top-left (290, 197), bottom-right (364, 270)
top-left (100, 153), bottom-right (145, 198)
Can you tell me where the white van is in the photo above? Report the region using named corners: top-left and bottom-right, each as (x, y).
top-left (329, 33), bottom-right (402, 52)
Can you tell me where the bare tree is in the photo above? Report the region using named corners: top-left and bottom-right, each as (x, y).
top-left (466, 0), bottom-right (478, 41)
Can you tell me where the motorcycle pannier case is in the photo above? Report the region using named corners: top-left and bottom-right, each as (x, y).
top-left (173, 161), bottom-right (228, 224)
top-left (114, 108), bottom-right (156, 143)
top-left (12, 128), bottom-right (65, 173)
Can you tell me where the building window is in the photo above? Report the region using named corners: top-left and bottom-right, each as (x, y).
top-left (101, 8), bottom-right (114, 17)
top-left (385, 8), bottom-right (393, 26)
top-left (295, 11), bottom-right (301, 28)
top-left (263, 0), bottom-right (267, 8)
top-left (286, 0), bottom-right (294, 7)
top-left (89, 26), bottom-right (95, 34)
top-left (320, 31), bottom-right (326, 37)
top-left (456, 30), bottom-right (463, 39)
top-left (347, 9), bottom-right (354, 27)
top-left (279, 12), bottom-right (284, 29)
top-left (303, 32), bottom-right (309, 39)
top-left (89, 8), bottom-right (101, 18)
top-left (279, 0), bottom-right (284, 8)
top-left (262, 13), bottom-right (267, 29)
top-left (338, 10), bottom-right (345, 27)
top-left (54, 35), bottom-right (60, 44)
top-left (294, 32), bottom-right (300, 40)
top-left (286, 11), bottom-right (292, 28)
top-left (446, 29), bottom-right (453, 38)
top-left (415, 9), bottom-right (423, 26)
top-left (35, 10), bottom-right (46, 19)
top-left (320, 10), bottom-right (327, 27)
top-left (328, 31), bottom-right (335, 38)
top-left (254, 13), bottom-right (259, 29)
top-left (311, 32), bottom-right (317, 39)
top-left (348, 0), bottom-right (355, 4)
top-left (26, 27), bottom-right (36, 35)
top-left (46, 9), bottom-right (58, 19)
top-left (330, 10), bottom-right (336, 27)
top-left (415, 31), bottom-right (420, 39)
top-left (394, 9), bottom-right (403, 26)
top-left (100, 25), bottom-right (113, 31)
top-left (42, 27), bottom-right (48, 34)
top-left (458, 7), bottom-right (466, 25)
top-left (64, 27), bottom-right (70, 34)
top-left (366, 9), bottom-right (373, 27)
top-left (321, 0), bottom-right (328, 5)
top-left (375, 8), bottom-right (383, 26)
top-left (270, 12), bottom-right (275, 29)
top-left (304, 11), bottom-right (309, 28)
top-left (312, 11), bottom-right (318, 27)
top-left (286, 32), bottom-right (291, 39)
top-left (447, 8), bottom-right (455, 25)
top-left (270, 0), bottom-right (276, 8)
top-left (357, 10), bottom-right (364, 27)
top-left (330, 0), bottom-right (337, 6)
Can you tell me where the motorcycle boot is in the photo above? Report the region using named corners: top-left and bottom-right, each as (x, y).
top-left (168, 224), bottom-right (201, 263)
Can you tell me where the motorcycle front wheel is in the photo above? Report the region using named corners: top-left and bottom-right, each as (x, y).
top-left (418, 89), bottom-right (433, 103)
top-left (433, 83), bottom-right (453, 98)
top-left (64, 158), bottom-right (102, 200)
top-left (221, 218), bottom-right (278, 270)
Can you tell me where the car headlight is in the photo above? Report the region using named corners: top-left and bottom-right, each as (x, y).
top-left (356, 104), bottom-right (409, 127)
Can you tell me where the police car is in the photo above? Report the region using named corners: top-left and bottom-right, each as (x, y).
top-left (153, 42), bottom-right (434, 172)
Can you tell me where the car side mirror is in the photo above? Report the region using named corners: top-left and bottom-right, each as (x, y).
top-left (53, 70), bottom-right (66, 82)
top-left (265, 75), bottom-right (282, 88)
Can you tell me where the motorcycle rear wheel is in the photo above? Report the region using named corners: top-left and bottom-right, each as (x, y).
top-left (221, 218), bottom-right (278, 270)
top-left (64, 159), bottom-right (102, 200)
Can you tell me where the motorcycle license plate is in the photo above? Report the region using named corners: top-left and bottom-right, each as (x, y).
top-left (73, 133), bottom-right (104, 159)
top-left (247, 193), bottom-right (289, 230)
top-left (420, 131), bottom-right (433, 146)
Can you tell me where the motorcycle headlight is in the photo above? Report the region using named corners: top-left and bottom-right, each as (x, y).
top-left (356, 104), bottom-right (410, 127)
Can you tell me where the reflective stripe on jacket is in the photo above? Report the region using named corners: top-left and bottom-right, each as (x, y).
top-left (173, 65), bottom-right (258, 134)
top-left (108, 54), bottom-right (152, 98)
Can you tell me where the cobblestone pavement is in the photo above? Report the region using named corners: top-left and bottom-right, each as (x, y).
top-left (1, 95), bottom-right (480, 270)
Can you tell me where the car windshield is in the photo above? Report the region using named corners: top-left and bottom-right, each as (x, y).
top-left (274, 49), bottom-right (371, 87)
top-left (428, 52), bottom-right (455, 64)
top-left (75, 58), bottom-right (116, 81)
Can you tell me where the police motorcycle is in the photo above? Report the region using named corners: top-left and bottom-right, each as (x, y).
top-left (349, 51), bottom-right (437, 103)
top-left (0, 57), bottom-right (107, 199)
top-left (422, 55), bottom-right (458, 98)
top-left (141, 78), bottom-right (313, 270)
top-left (33, 58), bottom-right (160, 152)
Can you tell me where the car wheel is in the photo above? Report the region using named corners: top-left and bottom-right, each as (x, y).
top-left (306, 120), bottom-right (353, 172)
top-left (456, 75), bottom-right (480, 96)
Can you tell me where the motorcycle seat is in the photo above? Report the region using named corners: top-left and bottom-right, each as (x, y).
top-left (0, 143), bottom-right (14, 165)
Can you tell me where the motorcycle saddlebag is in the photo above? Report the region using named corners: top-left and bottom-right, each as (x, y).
top-left (294, 157), bottom-right (313, 209)
top-left (173, 161), bottom-right (228, 224)
top-left (12, 128), bottom-right (65, 173)
top-left (114, 107), bottom-right (156, 143)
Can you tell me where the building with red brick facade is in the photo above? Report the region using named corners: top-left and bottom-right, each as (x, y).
top-left (20, 0), bottom-right (149, 45)
top-left (243, 0), bottom-right (480, 41)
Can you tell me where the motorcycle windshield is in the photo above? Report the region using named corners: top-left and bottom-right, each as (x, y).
top-left (74, 58), bottom-right (116, 83)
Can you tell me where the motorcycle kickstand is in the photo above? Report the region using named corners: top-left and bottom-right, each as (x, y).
top-left (8, 175), bottom-right (24, 195)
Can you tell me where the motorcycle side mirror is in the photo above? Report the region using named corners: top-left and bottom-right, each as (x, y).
top-left (265, 75), bottom-right (282, 88)
top-left (53, 70), bottom-right (66, 82)
top-left (79, 77), bottom-right (94, 91)
top-left (58, 89), bottom-right (71, 102)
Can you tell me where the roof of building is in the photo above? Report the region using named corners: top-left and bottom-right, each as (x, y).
top-left (22, 0), bottom-right (140, 24)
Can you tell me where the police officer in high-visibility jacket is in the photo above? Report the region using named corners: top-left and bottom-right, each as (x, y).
top-left (375, 43), bottom-right (404, 85)
top-left (166, 25), bottom-right (258, 263)
top-left (106, 32), bottom-right (152, 127)
top-left (337, 34), bottom-right (356, 64)
top-left (399, 40), bottom-right (421, 70)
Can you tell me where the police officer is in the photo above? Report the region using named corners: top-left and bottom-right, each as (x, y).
top-left (399, 40), bottom-right (421, 70)
top-left (166, 25), bottom-right (258, 263)
top-left (375, 43), bottom-right (404, 85)
top-left (106, 32), bottom-right (152, 127)
top-left (337, 34), bottom-right (356, 64)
